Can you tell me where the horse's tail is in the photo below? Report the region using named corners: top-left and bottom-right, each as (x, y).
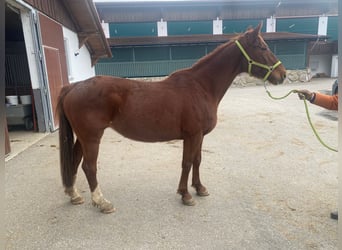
top-left (57, 85), bottom-right (75, 188)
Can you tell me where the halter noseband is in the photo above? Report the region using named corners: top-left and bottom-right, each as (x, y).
top-left (235, 40), bottom-right (282, 82)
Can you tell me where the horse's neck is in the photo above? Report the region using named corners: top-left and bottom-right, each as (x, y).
top-left (190, 42), bottom-right (242, 103)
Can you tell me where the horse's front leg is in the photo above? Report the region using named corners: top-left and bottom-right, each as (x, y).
top-left (82, 139), bottom-right (115, 214)
top-left (192, 141), bottom-right (209, 197)
top-left (178, 160), bottom-right (194, 206)
top-left (177, 134), bottom-right (203, 206)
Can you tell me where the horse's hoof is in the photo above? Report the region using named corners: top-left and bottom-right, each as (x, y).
top-left (92, 201), bottom-right (116, 214)
top-left (101, 205), bottom-right (116, 214)
top-left (70, 196), bottom-right (85, 205)
top-left (197, 189), bottom-right (209, 197)
top-left (182, 197), bottom-right (196, 206)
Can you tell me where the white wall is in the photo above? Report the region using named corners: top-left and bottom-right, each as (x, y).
top-left (309, 54), bottom-right (332, 77)
top-left (266, 16), bottom-right (276, 32)
top-left (62, 27), bottom-right (95, 83)
top-left (213, 18), bottom-right (222, 35)
top-left (101, 20), bottom-right (110, 38)
top-left (318, 16), bottom-right (328, 36)
top-left (157, 19), bottom-right (168, 37)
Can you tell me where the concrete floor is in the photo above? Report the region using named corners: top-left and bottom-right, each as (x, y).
top-left (5, 128), bottom-right (48, 162)
top-left (5, 78), bottom-right (338, 249)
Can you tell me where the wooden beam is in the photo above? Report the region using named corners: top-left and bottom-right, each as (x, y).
top-left (78, 34), bottom-right (89, 48)
top-left (78, 31), bottom-right (101, 48)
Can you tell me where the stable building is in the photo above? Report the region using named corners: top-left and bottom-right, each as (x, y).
top-left (5, 0), bottom-right (111, 156)
top-left (94, 0), bottom-right (337, 79)
top-left (5, 0), bottom-right (111, 132)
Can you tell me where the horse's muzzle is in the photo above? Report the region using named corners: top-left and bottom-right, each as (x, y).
top-left (269, 68), bottom-right (286, 85)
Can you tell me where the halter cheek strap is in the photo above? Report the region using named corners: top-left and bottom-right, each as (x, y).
top-left (235, 40), bottom-right (282, 82)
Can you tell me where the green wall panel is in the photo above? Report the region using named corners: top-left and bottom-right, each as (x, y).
top-left (207, 45), bottom-right (218, 53)
top-left (135, 47), bottom-right (169, 61)
top-left (171, 45), bottom-right (206, 60)
top-left (276, 17), bottom-right (318, 34)
top-left (109, 22), bottom-right (157, 37)
top-left (168, 21), bottom-right (212, 35)
top-left (223, 19), bottom-right (266, 34)
top-left (275, 41), bottom-right (305, 55)
top-left (100, 48), bottom-right (134, 62)
top-left (327, 16), bottom-right (338, 41)
top-left (267, 41), bottom-right (307, 69)
top-left (95, 60), bottom-right (196, 78)
top-left (96, 39), bottom-right (308, 77)
top-left (277, 55), bottom-right (306, 70)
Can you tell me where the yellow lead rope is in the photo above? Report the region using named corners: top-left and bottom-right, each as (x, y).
top-left (235, 39), bottom-right (336, 152)
top-left (264, 85), bottom-right (338, 152)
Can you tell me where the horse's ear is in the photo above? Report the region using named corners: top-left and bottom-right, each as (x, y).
top-left (247, 21), bottom-right (263, 42)
top-left (252, 21), bottom-right (263, 36)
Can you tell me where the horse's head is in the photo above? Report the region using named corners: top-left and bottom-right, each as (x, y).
top-left (236, 22), bottom-right (286, 85)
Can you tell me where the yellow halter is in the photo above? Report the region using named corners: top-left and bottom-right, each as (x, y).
top-left (235, 40), bottom-right (282, 82)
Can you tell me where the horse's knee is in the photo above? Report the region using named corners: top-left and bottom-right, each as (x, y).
top-left (193, 156), bottom-right (201, 167)
top-left (182, 161), bottom-right (192, 171)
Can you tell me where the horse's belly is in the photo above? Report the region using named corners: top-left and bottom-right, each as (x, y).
top-left (111, 114), bottom-right (182, 142)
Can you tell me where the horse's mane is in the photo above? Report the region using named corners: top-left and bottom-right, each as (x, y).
top-left (191, 33), bottom-right (243, 69)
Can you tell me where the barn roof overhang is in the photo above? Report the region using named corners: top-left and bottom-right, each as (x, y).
top-left (107, 32), bottom-right (327, 48)
top-left (62, 0), bottom-right (112, 66)
top-left (95, 0), bottom-right (337, 23)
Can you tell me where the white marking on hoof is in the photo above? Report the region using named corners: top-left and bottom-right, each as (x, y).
top-left (65, 187), bottom-right (84, 205)
top-left (91, 186), bottom-right (115, 214)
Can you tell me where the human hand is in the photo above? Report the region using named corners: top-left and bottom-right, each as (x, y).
top-left (294, 89), bottom-right (314, 100)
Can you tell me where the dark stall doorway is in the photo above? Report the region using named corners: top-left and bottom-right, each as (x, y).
top-left (5, 4), bottom-right (36, 132)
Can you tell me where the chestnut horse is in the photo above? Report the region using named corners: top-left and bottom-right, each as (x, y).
top-left (57, 23), bottom-right (286, 213)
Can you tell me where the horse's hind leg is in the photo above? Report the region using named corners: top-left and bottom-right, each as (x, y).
top-left (64, 139), bottom-right (84, 205)
top-left (81, 138), bottom-right (115, 214)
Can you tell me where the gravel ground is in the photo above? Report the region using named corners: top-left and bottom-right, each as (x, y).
top-left (5, 78), bottom-right (338, 249)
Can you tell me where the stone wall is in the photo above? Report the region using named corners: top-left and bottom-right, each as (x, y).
top-left (232, 69), bottom-right (313, 87)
